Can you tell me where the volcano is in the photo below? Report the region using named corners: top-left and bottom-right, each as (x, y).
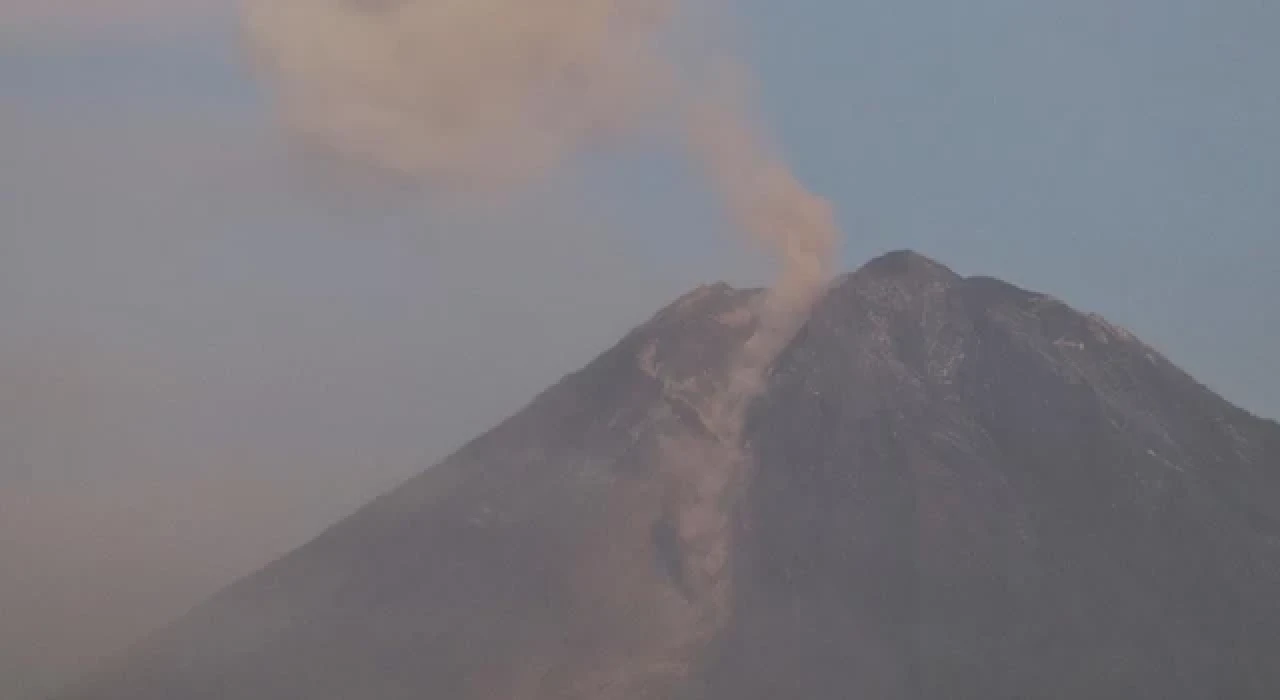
top-left (58, 251), bottom-right (1280, 699)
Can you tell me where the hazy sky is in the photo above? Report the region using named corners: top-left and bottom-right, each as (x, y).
top-left (2, 2), bottom-right (1277, 697)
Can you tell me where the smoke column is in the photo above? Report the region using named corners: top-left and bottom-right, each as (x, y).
top-left (243, 0), bottom-right (841, 681)
top-left (685, 63), bottom-right (838, 435)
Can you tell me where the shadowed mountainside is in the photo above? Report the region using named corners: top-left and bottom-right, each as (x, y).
top-left (58, 251), bottom-right (1280, 699)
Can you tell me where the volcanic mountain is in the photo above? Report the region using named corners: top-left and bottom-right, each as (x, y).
top-left (58, 251), bottom-right (1280, 699)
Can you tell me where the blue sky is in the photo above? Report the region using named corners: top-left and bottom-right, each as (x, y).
top-left (1, 3), bottom-right (1276, 695)
top-left (5, 2), bottom-right (1274, 419)
top-left (6, 1), bottom-right (1272, 412)
top-left (741, 0), bottom-right (1279, 417)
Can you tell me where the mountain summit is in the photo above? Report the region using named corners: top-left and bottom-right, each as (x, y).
top-left (60, 251), bottom-right (1280, 699)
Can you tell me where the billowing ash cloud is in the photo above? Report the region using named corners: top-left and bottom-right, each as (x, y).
top-left (243, 0), bottom-right (679, 190)
top-left (242, 0), bottom-right (839, 334)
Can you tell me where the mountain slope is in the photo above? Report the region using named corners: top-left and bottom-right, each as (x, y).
top-left (59, 251), bottom-right (1280, 700)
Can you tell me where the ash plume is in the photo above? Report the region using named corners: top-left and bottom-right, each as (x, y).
top-left (686, 64), bottom-right (838, 435)
top-left (242, 0), bottom-right (842, 675)
top-left (242, 0), bottom-right (839, 342)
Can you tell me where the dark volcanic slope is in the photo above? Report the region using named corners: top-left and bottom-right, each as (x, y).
top-left (60, 252), bottom-right (1280, 700)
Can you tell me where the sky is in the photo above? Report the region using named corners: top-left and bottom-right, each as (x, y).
top-left (2, 1), bottom-right (1277, 697)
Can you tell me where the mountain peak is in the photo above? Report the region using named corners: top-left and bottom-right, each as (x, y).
top-left (816, 249), bottom-right (963, 319)
top-left (848, 249), bottom-right (961, 285)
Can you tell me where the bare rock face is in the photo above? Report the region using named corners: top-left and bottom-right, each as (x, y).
top-left (58, 251), bottom-right (1280, 700)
